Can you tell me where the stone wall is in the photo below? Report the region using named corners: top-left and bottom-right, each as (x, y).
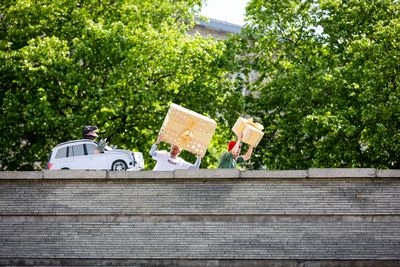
top-left (0, 169), bottom-right (399, 266)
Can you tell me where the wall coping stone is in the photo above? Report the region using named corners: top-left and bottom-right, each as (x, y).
top-left (107, 170), bottom-right (174, 179)
top-left (1, 168), bottom-right (400, 180)
top-left (0, 171), bottom-right (43, 179)
top-left (377, 169), bottom-right (400, 178)
top-left (308, 168), bottom-right (376, 178)
top-left (174, 169), bottom-right (240, 179)
top-left (43, 170), bottom-right (107, 179)
top-left (241, 170), bottom-right (308, 179)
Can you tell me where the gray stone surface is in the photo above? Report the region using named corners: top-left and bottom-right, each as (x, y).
top-left (174, 169), bottom-right (240, 179)
top-left (1, 179), bottom-right (400, 215)
top-left (0, 171), bottom-right (43, 179)
top-left (107, 170), bottom-right (174, 179)
top-left (308, 168), bottom-right (376, 178)
top-left (1, 169), bottom-right (400, 265)
top-left (1, 168), bottom-right (397, 180)
top-left (1, 214), bottom-right (398, 224)
top-left (1, 218), bottom-right (399, 259)
top-left (377, 169), bottom-right (400, 178)
top-left (1, 259), bottom-right (399, 267)
top-left (241, 170), bottom-right (307, 179)
top-left (43, 170), bottom-right (107, 179)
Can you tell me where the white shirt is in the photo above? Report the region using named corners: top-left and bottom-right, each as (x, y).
top-left (149, 144), bottom-right (201, 171)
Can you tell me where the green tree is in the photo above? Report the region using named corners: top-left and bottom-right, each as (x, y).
top-left (234, 0), bottom-right (400, 169)
top-left (0, 0), bottom-right (242, 170)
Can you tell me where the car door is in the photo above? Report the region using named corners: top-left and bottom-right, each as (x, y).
top-left (85, 143), bottom-right (109, 170)
top-left (67, 144), bottom-right (90, 169)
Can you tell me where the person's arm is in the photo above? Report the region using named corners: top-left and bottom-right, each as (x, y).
top-left (189, 156), bottom-right (202, 169)
top-left (149, 143), bottom-right (158, 158)
top-left (231, 133), bottom-right (242, 156)
top-left (242, 145), bottom-right (254, 161)
top-left (149, 133), bottom-right (163, 158)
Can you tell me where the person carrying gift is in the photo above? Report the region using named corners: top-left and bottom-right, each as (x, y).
top-left (149, 133), bottom-right (201, 171)
top-left (218, 133), bottom-right (254, 169)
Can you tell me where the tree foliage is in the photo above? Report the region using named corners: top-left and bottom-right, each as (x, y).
top-left (2, 0), bottom-right (399, 171)
top-left (0, 0), bottom-right (243, 170)
top-left (235, 0), bottom-right (400, 169)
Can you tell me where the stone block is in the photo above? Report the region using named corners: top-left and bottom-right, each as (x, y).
top-left (0, 171), bottom-right (43, 179)
top-left (308, 168), bottom-right (376, 178)
top-left (43, 170), bottom-right (107, 179)
top-left (107, 170), bottom-right (174, 179)
top-left (376, 169), bottom-right (400, 178)
top-left (240, 170), bottom-right (307, 179)
top-left (174, 169), bottom-right (240, 179)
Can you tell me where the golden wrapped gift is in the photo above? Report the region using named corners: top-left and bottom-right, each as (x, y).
top-left (232, 117), bottom-right (264, 147)
top-left (160, 103), bottom-right (217, 157)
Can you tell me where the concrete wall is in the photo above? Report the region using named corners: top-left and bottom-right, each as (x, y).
top-left (1, 169), bottom-right (400, 266)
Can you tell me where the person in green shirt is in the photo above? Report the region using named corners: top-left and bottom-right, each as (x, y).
top-left (218, 133), bottom-right (254, 169)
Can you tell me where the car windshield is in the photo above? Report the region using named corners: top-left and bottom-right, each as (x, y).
top-left (104, 145), bottom-right (113, 151)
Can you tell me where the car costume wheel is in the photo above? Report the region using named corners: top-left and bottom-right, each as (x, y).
top-left (111, 160), bottom-right (128, 171)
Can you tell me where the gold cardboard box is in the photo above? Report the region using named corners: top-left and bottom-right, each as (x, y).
top-left (232, 117), bottom-right (264, 147)
top-left (160, 104), bottom-right (217, 157)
